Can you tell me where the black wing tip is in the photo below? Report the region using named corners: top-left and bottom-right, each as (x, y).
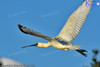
top-left (18, 24), bottom-right (22, 28)
top-left (17, 24), bottom-right (23, 30)
top-left (17, 24), bottom-right (26, 33)
top-left (17, 24), bottom-right (22, 27)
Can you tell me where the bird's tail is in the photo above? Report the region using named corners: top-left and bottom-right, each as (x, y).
top-left (70, 45), bottom-right (80, 50)
top-left (76, 49), bottom-right (88, 57)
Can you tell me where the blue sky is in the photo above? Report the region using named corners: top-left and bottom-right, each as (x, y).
top-left (0, 0), bottom-right (100, 67)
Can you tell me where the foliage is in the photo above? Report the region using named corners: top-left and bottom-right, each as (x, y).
top-left (91, 49), bottom-right (100, 67)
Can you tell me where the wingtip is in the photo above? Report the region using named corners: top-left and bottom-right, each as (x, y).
top-left (17, 24), bottom-right (22, 29)
top-left (17, 24), bottom-right (25, 33)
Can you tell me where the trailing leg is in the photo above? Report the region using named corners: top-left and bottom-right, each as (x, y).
top-left (76, 49), bottom-right (88, 57)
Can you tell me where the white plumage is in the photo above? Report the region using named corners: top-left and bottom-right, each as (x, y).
top-left (18, 0), bottom-right (93, 57)
top-left (57, 0), bottom-right (92, 41)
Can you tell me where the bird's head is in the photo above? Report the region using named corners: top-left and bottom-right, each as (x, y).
top-left (22, 42), bottom-right (50, 48)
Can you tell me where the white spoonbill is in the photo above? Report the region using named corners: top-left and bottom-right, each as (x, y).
top-left (18, 0), bottom-right (93, 57)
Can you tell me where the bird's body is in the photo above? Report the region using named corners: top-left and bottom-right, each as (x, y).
top-left (48, 38), bottom-right (79, 50)
top-left (48, 39), bottom-right (71, 50)
top-left (18, 0), bottom-right (93, 57)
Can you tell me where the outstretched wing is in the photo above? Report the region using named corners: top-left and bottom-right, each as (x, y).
top-left (56, 0), bottom-right (92, 42)
top-left (18, 24), bottom-right (52, 41)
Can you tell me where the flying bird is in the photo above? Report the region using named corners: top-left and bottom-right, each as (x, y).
top-left (18, 0), bottom-right (92, 57)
